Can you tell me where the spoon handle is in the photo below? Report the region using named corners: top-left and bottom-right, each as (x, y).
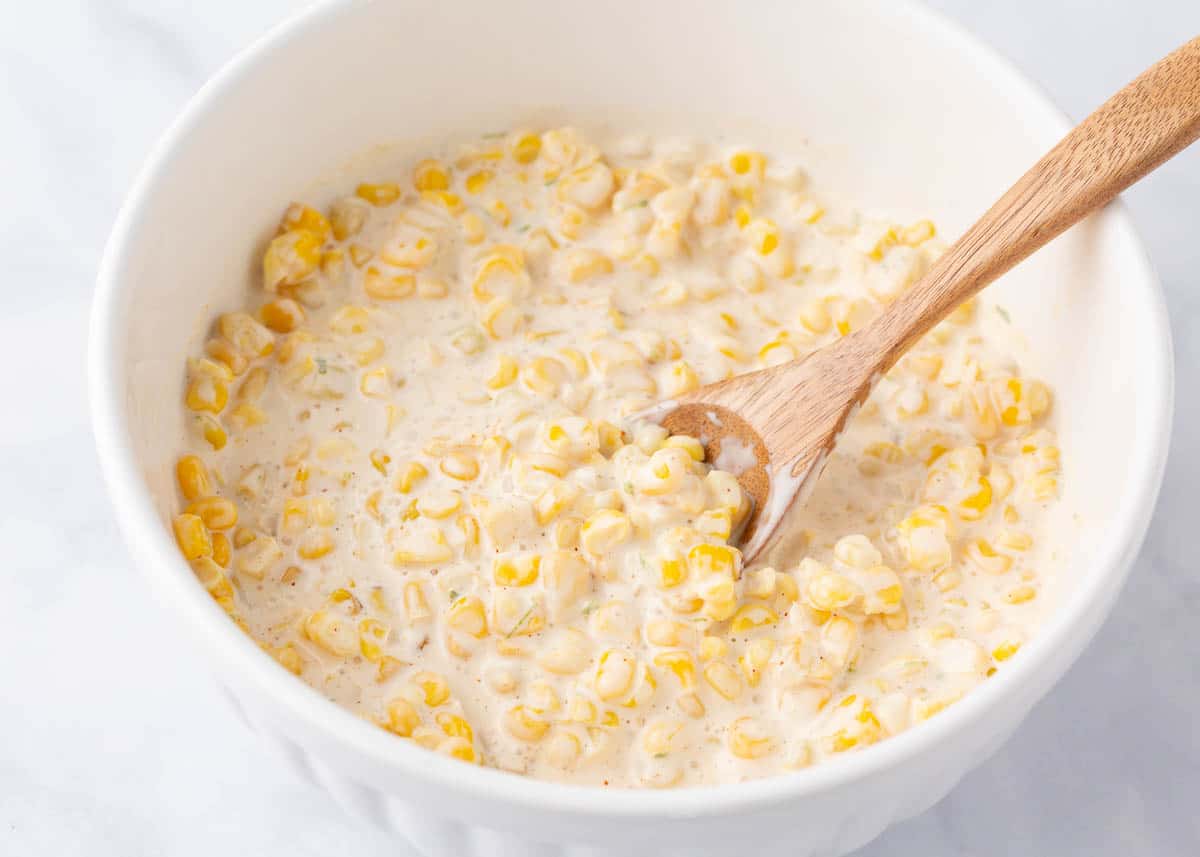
top-left (863, 35), bottom-right (1200, 370)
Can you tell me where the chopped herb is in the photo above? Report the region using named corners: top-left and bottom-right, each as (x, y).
top-left (582, 601), bottom-right (597, 616)
top-left (482, 131), bottom-right (506, 139)
top-left (448, 589), bottom-right (460, 602)
top-left (653, 752), bottom-right (668, 759)
top-left (544, 178), bottom-right (557, 186)
top-left (635, 199), bottom-right (650, 207)
top-left (516, 224), bottom-right (531, 233)
top-left (623, 481), bottom-right (634, 495)
top-left (996, 305), bottom-right (1011, 323)
top-left (316, 357), bottom-right (328, 374)
top-left (506, 604), bottom-right (536, 638)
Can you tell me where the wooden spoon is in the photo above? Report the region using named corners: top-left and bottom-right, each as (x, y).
top-left (648, 36), bottom-right (1200, 563)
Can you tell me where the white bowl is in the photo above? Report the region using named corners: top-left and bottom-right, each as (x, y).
top-left (89, 1), bottom-right (1173, 855)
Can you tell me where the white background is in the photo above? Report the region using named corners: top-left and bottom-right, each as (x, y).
top-left (1, 1), bottom-right (1197, 854)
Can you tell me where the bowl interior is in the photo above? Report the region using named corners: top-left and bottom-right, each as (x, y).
top-left (97, 0), bottom-right (1168, 822)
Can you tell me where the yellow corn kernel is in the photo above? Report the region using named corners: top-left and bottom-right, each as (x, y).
top-left (656, 557), bottom-right (686, 589)
top-left (263, 230), bottom-right (322, 292)
top-left (729, 150), bottom-right (766, 180)
top-left (932, 568), bottom-right (962, 592)
top-left (172, 514), bottom-right (212, 560)
top-left (435, 712), bottom-right (474, 743)
top-left (184, 496), bottom-right (237, 530)
top-left (563, 248), bottom-right (613, 283)
top-left (412, 670), bottom-right (452, 706)
top-left (459, 211), bottom-right (487, 245)
top-left (959, 476), bottom-right (993, 521)
top-left (445, 595), bottom-right (488, 638)
top-left (176, 456), bottom-right (212, 501)
top-left (699, 636), bottom-right (728, 662)
top-left (209, 530), bottom-right (231, 568)
top-left (641, 718), bottom-right (684, 758)
top-left (329, 196), bottom-right (369, 240)
top-left (465, 170), bottom-right (492, 195)
top-left (663, 434), bottom-right (705, 462)
top-left (355, 182), bottom-right (401, 206)
top-left (364, 267), bottom-right (416, 301)
top-left (992, 640), bottom-right (1022, 662)
top-left (485, 354), bottom-right (519, 390)
top-left (521, 356), bottom-right (569, 397)
top-left (580, 509), bottom-right (632, 555)
top-left (745, 218), bottom-right (780, 256)
top-left (418, 492), bottom-right (462, 520)
top-left (965, 538), bottom-right (1013, 574)
top-left (391, 526), bottom-right (453, 565)
top-left (190, 555), bottom-right (232, 600)
top-left (739, 638), bottom-right (775, 687)
top-left (440, 452), bottom-right (479, 482)
top-left (328, 305), bottom-right (371, 336)
top-left (1005, 585), bottom-right (1037, 605)
top-left (358, 617), bottom-right (390, 662)
top-left (901, 219), bottom-right (936, 246)
top-left (510, 131), bottom-right (541, 164)
top-left (695, 509), bottom-right (732, 541)
top-left (644, 619), bottom-right (691, 648)
top-left (297, 530), bottom-right (334, 560)
top-left (493, 553), bottom-right (541, 587)
top-left (236, 531), bottom-right (282, 579)
top-left (686, 543), bottom-right (740, 578)
top-left (730, 603), bottom-right (779, 633)
top-left (594, 649), bottom-right (637, 701)
top-left (204, 337), bottom-right (248, 376)
top-left (278, 202), bottom-right (331, 241)
top-left (504, 705), bottom-right (549, 742)
top-left (395, 461), bottom-right (429, 494)
top-left (534, 481), bottom-right (581, 526)
top-left (185, 375), bottom-right (228, 414)
top-left (412, 158), bottom-right (450, 192)
top-left (221, 312), bottom-right (278, 360)
top-left (665, 360), bottom-right (700, 397)
top-left (653, 651), bottom-right (696, 689)
top-left (798, 300), bottom-right (832, 339)
top-left (259, 298), bottom-right (305, 333)
top-left (385, 697), bottom-right (421, 737)
top-left (320, 247), bottom-right (346, 280)
top-left (420, 190), bottom-right (463, 213)
top-left (480, 296), bottom-right (524, 339)
top-left (728, 717), bottom-right (774, 760)
top-left (703, 660), bottom-right (742, 700)
top-left (302, 609), bottom-right (357, 656)
top-left (403, 581), bottom-right (431, 622)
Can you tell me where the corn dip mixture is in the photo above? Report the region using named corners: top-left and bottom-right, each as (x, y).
top-left (171, 127), bottom-right (1062, 787)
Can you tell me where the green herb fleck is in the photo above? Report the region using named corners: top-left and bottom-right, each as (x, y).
top-left (316, 357), bottom-right (328, 374)
top-left (448, 589), bottom-right (460, 602)
top-left (653, 752), bottom-right (668, 759)
top-left (482, 131), bottom-right (506, 140)
top-left (635, 199), bottom-right (650, 207)
top-left (544, 178), bottom-right (557, 187)
top-left (623, 481), bottom-right (634, 495)
top-left (582, 601), bottom-right (597, 616)
top-left (996, 305), bottom-right (1011, 323)
top-left (516, 224), bottom-right (531, 233)
top-left (506, 604), bottom-right (536, 638)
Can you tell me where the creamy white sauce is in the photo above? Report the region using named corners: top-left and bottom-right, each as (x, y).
top-left (172, 127), bottom-right (1063, 788)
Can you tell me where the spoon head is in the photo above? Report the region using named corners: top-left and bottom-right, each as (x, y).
top-left (651, 402), bottom-right (774, 560)
top-left (638, 400), bottom-right (831, 564)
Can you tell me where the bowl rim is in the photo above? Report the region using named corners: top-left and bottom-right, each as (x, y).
top-left (89, 0), bottom-right (1174, 820)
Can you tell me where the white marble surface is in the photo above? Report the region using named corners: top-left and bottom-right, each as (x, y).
top-left (2, 1), bottom-right (1198, 854)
